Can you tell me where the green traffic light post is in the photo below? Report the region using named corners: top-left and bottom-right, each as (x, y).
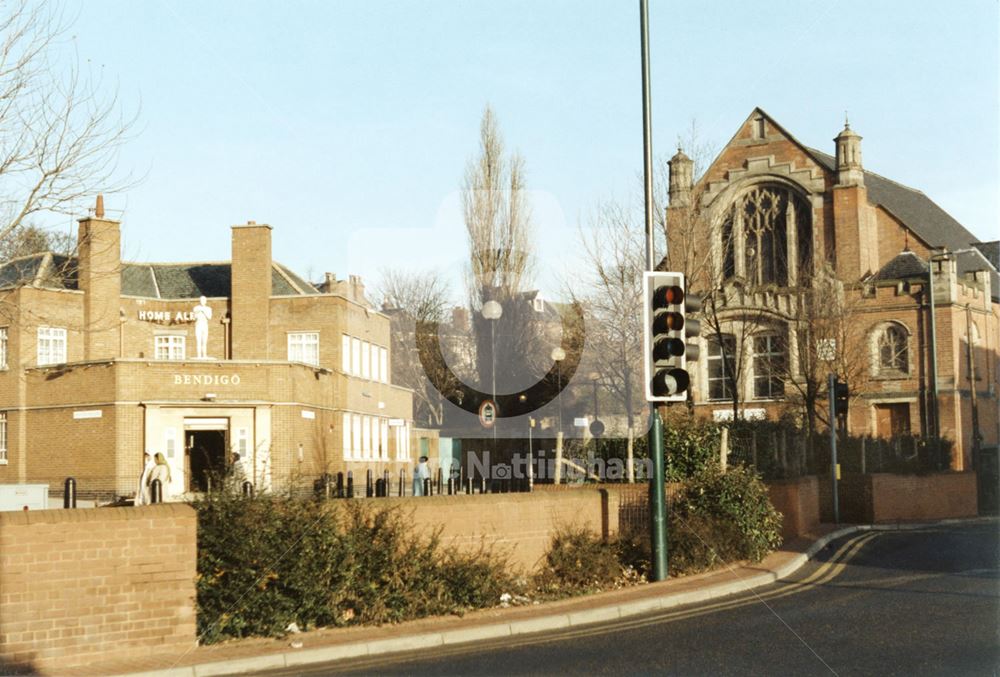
top-left (639, 0), bottom-right (669, 581)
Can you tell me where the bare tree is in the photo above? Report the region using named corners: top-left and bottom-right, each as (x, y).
top-left (461, 106), bottom-right (543, 394)
top-left (375, 269), bottom-right (459, 428)
top-left (0, 1), bottom-right (136, 247)
top-left (0, 222), bottom-right (73, 260)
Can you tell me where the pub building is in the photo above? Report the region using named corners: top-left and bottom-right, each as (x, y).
top-left (0, 197), bottom-right (417, 500)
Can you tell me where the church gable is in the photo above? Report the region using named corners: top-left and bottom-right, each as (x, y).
top-left (698, 108), bottom-right (834, 205)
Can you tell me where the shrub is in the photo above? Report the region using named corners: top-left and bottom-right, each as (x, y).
top-left (671, 466), bottom-right (783, 563)
top-left (195, 494), bottom-right (512, 644)
top-left (662, 417), bottom-right (722, 482)
top-left (534, 528), bottom-right (625, 596)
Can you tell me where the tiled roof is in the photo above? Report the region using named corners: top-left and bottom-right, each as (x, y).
top-left (973, 241), bottom-right (999, 271)
top-left (807, 148), bottom-right (982, 253)
top-left (0, 256), bottom-right (320, 298)
top-left (873, 251), bottom-right (929, 280)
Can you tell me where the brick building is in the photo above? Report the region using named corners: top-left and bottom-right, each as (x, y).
top-left (667, 109), bottom-right (998, 470)
top-left (0, 200), bottom-right (416, 499)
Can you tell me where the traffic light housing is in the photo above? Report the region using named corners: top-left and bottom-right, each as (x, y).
top-left (643, 272), bottom-right (701, 402)
top-left (833, 378), bottom-right (849, 417)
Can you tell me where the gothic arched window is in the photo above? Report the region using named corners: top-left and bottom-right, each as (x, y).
top-left (721, 185), bottom-right (812, 287)
top-left (875, 323), bottom-right (909, 375)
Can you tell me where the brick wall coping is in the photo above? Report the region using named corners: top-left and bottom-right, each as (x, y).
top-left (0, 502), bottom-right (194, 526)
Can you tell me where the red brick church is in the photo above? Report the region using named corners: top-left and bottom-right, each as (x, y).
top-left (667, 108), bottom-right (998, 471)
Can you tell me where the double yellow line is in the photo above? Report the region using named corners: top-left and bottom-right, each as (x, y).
top-left (323, 531), bottom-right (879, 673)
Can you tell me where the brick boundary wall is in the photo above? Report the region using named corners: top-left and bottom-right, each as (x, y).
top-left (766, 476), bottom-right (820, 542)
top-left (0, 504), bottom-right (197, 673)
top-left (819, 472), bottom-right (978, 523)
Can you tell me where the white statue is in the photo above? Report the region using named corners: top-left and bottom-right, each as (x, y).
top-left (193, 295), bottom-right (212, 358)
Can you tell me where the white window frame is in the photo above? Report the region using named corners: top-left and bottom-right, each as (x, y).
top-left (164, 427), bottom-right (178, 462)
top-left (352, 414), bottom-right (362, 459)
top-left (287, 332), bottom-right (320, 366)
top-left (154, 334), bottom-right (186, 361)
top-left (37, 326), bottom-right (67, 366)
top-left (0, 327), bottom-right (7, 369)
top-left (380, 418), bottom-right (389, 460)
top-left (362, 415), bottom-right (372, 458)
top-left (361, 341), bottom-right (371, 379)
top-left (342, 413), bottom-right (352, 460)
top-left (0, 412), bottom-right (7, 464)
top-left (351, 337), bottom-right (361, 375)
top-left (342, 334), bottom-right (351, 374)
top-left (379, 347), bottom-right (388, 384)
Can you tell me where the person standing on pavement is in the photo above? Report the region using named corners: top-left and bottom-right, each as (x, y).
top-left (148, 452), bottom-right (172, 501)
top-left (135, 450), bottom-right (155, 506)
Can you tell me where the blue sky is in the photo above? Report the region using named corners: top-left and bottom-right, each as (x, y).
top-left (64, 0), bottom-right (998, 299)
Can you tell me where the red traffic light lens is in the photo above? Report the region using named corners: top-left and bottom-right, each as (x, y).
top-left (652, 285), bottom-right (684, 307)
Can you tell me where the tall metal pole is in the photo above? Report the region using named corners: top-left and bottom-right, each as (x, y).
top-left (640, 0), bottom-right (668, 581)
top-left (966, 305), bottom-right (981, 465)
top-left (828, 373), bottom-right (840, 524)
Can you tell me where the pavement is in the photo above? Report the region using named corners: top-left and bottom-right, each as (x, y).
top-left (63, 519), bottom-right (986, 677)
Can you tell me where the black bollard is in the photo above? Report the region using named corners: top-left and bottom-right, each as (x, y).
top-left (436, 468), bottom-right (443, 494)
top-left (480, 476), bottom-right (487, 494)
top-left (336, 472), bottom-right (345, 498)
top-left (63, 477), bottom-right (77, 509)
top-left (399, 469), bottom-right (406, 497)
top-left (347, 471), bottom-right (354, 498)
top-left (465, 477), bottom-right (473, 494)
top-left (150, 478), bottom-right (163, 504)
top-left (423, 478), bottom-right (431, 497)
top-left (242, 481), bottom-right (254, 498)
top-left (322, 473), bottom-right (332, 499)
top-left (447, 477), bottom-right (455, 495)
top-left (366, 469), bottom-right (374, 498)
top-left (375, 478), bottom-right (385, 497)
top-left (383, 471), bottom-right (390, 497)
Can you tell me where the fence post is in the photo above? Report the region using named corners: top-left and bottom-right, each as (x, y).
top-left (720, 428), bottom-right (728, 472)
top-left (399, 469), bottom-right (406, 497)
top-left (150, 479), bottom-right (162, 504)
top-left (751, 433), bottom-right (758, 471)
top-left (383, 471), bottom-right (390, 497)
top-left (336, 472), bottom-right (344, 498)
top-left (860, 437), bottom-right (867, 475)
top-left (63, 477), bottom-right (77, 509)
top-left (346, 471), bottom-right (354, 498)
top-left (366, 469), bottom-right (373, 498)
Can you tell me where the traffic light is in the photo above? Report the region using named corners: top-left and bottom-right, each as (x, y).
top-left (643, 272), bottom-right (701, 402)
top-left (833, 378), bottom-right (849, 417)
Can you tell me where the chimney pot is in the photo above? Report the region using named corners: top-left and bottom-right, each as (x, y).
top-left (95, 194), bottom-right (105, 218)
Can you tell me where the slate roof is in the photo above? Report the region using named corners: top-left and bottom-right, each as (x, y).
top-left (0, 256), bottom-right (320, 299)
top-left (973, 241), bottom-right (999, 270)
top-left (807, 148), bottom-right (983, 253)
top-left (873, 251), bottom-right (929, 281)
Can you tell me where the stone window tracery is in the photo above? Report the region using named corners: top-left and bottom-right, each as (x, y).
top-left (721, 185), bottom-right (812, 287)
top-left (874, 322), bottom-right (909, 376)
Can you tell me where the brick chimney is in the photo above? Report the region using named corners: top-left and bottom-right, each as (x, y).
top-left (230, 221), bottom-right (272, 359)
top-left (77, 194), bottom-right (121, 360)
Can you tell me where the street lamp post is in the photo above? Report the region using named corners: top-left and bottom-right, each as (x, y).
top-left (483, 301), bottom-right (503, 482)
top-left (551, 347), bottom-right (566, 484)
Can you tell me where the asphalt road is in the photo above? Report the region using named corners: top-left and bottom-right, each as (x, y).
top-left (264, 520), bottom-right (999, 676)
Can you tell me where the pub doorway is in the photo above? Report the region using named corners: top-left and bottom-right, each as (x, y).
top-left (185, 418), bottom-right (229, 492)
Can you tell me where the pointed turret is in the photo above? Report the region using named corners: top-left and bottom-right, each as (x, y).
top-left (668, 147), bottom-right (694, 206)
top-left (834, 119), bottom-right (864, 187)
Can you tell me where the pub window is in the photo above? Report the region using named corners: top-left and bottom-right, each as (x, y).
top-left (0, 327), bottom-right (7, 369)
top-left (753, 333), bottom-right (786, 399)
top-left (0, 412), bottom-right (7, 464)
top-left (342, 413), bottom-right (352, 461)
top-left (342, 334), bottom-right (351, 374)
top-left (288, 332), bottom-right (320, 366)
top-left (707, 334), bottom-right (737, 401)
top-left (155, 334), bottom-right (186, 361)
top-left (361, 341), bottom-right (371, 379)
top-left (37, 326), bottom-right (67, 366)
top-left (354, 341), bottom-right (362, 377)
top-left (379, 346), bottom-right (389, 384)
top-left (351, 414), bottom-right (362, 459)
